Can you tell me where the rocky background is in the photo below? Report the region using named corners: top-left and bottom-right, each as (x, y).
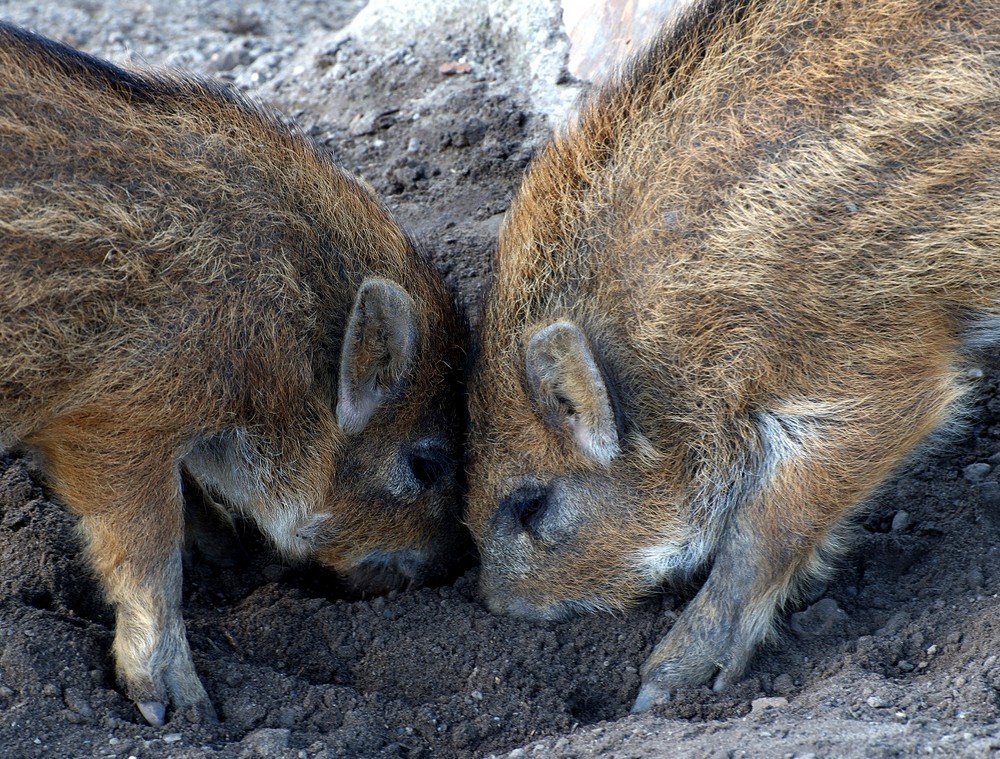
top-left (0, 1), bottom-right (998, 757)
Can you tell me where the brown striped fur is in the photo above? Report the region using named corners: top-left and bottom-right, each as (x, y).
top-left (466, 0), bottom-right (1000, 711)
top-left (0, 24), bottom-right (466, 724)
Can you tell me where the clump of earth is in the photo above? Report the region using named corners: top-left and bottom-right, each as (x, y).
top-left (0, 1), bottom-right (998, 757)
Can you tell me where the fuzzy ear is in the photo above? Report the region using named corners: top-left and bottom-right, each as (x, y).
top-left (336, 278), bottom-right (418, 435)
top-left (525, 320), bottom-right (620, 465)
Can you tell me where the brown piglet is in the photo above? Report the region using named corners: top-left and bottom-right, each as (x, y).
top-left (0, 23), bottom-right (466, 725)
top-left (466, 0), bottom-right (1000, 712)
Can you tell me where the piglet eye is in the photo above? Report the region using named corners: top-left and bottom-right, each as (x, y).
top-left (407, 441), bottom-right (451, 490)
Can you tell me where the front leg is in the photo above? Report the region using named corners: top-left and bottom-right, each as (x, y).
top-left (633, 382), bottom-right (960, 712)
top-left (632, 504), bottom-right (812, 712)
top-left (83, 512), bottom-right (212, 725)
top-left (30, 416), bottom-right (215, 725)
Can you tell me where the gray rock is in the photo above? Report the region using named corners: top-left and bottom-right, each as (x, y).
top-left (772, 673), bottom-right (795, 694)
top-left (891, 510), bottom-right (912, 531)
top-left (963, 462), bottom-right (991, 482)
top-left (750, 696), bottom-right (788, 715)
top-left (62, 687), bottom-right (93, 718)
top-left (790, 598), bottom-right (846, 637)
top-left (239, 728), bottom-right (291, 757)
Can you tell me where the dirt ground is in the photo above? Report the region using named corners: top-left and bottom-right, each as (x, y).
top-left (1, 1), bottom-right (999, 757)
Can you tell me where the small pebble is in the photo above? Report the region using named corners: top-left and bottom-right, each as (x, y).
top-left (772, 673), bottom-right (795, 694)
top-left (790, 598), bottom-right (845, 636)
top-left (866, 695), bottom-right (885, 708)
top-left (2, 510), bottom-right (27, 529)
top-left (439, 61), bottom-right (472, 75)
top-left (241, 728), bottom-right (290, 752)
top-left (349, 112), bottom-right (378, 136)
top-left (963, 462), bottom-right (991, 482)
top-left (63, 688), bottom-right (93, 718)
top-left (750, 696), bottom-right (788, 715)
top-left (61, 709), bottom-right (87, 724)
top-left (890, 510), bottom-right (911, 531)
top-left (206, 41), bottom-right (251, 73)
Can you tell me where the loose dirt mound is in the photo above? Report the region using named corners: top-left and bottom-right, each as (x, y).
top-left (0, 1), bottom-right (998, 757)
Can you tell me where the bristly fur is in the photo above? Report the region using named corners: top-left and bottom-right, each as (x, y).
top-left (0, 22), bottom-right (467, 722)
top-left (466, 0), bottom-right (1000, 710)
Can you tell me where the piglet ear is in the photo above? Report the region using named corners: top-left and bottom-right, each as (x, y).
top-left (336, 278), bottom-right (418, 435)
top-left (525, 320), bottom-right (620, 465)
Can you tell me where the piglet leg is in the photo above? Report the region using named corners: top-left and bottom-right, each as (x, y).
top-left (30, 414), bottom-right (215, 725)
top-left (634, 372), bottom-right (960, 712)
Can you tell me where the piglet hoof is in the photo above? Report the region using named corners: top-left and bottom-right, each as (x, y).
top-left (136, 696), bottom-right (218, 726)
top-left (630, 677), bottom-right (672, 714)
top-left (138, 700), bottom-right (167, 726)
top-left (712, 667), bottom-right (739, 693)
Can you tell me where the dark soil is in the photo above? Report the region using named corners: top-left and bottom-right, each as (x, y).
top-left (1, 1), bottom-right (998, 757)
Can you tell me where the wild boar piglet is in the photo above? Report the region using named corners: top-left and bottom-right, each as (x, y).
top-left (0, 23), bottom-right (466, 725)
top-left (466, 0), bottom-right (1000, 712)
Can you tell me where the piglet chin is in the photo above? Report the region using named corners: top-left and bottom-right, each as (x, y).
top-left (343, 548), bottom-right (430, 594)
top-left (492, 595), bottom-right (578, 622)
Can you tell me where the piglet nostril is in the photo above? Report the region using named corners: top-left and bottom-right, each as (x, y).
top-left (514, 495), bottom-right (546, 529)
top-left (499, 485), bottom-right (550, 534)
top-left (409, 452), bottom-right (446, 488)
top-left (406, 440), bottom-right (451, 490)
